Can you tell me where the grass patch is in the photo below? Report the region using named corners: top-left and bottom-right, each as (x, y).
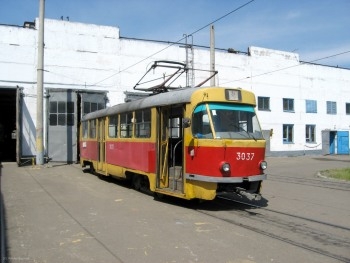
top-left (321, 168), bottom-right (350, 181)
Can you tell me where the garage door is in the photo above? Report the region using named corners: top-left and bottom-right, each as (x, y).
top-left (47, 89), bottom-right (107, 163)
top-left (337, 131), bottom-right (349, 155)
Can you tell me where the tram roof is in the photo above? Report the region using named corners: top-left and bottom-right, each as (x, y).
top-left (82, 86), bottom-right (199, 121)
top-left (82, 86), bottom-right (249, 121)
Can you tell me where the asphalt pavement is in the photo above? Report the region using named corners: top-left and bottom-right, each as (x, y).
top-left (1, 155), bottom-right (349, 263)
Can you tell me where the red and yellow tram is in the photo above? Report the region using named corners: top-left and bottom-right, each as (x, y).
top-left (80, 86), bottom-right (267, 201)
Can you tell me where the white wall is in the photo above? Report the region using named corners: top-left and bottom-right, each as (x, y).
top-left (0, 19), bottom-right (349, 156)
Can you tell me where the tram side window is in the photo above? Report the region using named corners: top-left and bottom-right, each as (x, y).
top-left (120, 112), bottom-right (133, 138)
top-left (82, 121), bottom-right (88, 139)
top-left (169, 117), bottom-right (181, 138)
top-left (89, 119), bottom-right (96, 138)
top-left (109, 115), bottom-right (118, 138)
top-left (135, 109), bottom-right (151, 138)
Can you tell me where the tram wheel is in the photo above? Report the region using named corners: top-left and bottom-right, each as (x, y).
top-left (132, 175), bottom-right (142, 191)
top-left (154, 192), bottom-right (164, 200)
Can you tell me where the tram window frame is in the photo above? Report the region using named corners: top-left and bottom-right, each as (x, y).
top-left (120, 112), bottom-right (133, 138)
top-left (169, 117), bottom-right (181, 138)
top-left (192, 104), bottom-right (213, 138)
top-left (89, 119), bottom-right (96, 138)
top-left (135, 109), bottom-right (151, 138)
top-left (82, 121), bottom-right (88, 139)
top-left (108, 115), bottom-right (118, 138)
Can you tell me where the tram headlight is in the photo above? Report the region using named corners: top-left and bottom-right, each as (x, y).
top-left (220, 162), bottom-right (231, 173)
top-left (259, 160), bottom-right (267, 170)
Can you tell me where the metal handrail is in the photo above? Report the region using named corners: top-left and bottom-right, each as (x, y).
top-left (172, 140), bottom-right (182, 190)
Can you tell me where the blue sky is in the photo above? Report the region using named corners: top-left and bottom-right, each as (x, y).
top-left (1, 0), bottom-right (349, 68)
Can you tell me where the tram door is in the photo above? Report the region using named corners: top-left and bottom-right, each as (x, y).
top-left (157, 105), bottom-right (184, 192)
top-left (97, 118), bottom-right (106, 172)
top-left (157, 107), bottom-right (169, 188)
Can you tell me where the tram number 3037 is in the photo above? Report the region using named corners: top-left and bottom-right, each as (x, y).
top-left (236, 152), bottom-right (255, 161)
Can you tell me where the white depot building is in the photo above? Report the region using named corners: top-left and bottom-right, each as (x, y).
top-left (0, 18), bottom-right (349, 164)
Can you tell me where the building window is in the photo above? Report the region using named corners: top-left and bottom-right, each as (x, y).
top-left (283, 98), bottom-right (294, 112)
top-left (326, 101), bottom-right (337, 114)
top-left (306, 100), bottom-right (317, 113)
top-left (346, 103), bottom-right (350, 115)
top-left (306, 125), bottom-right (316, 143)
top-left (49, 101), bottom-right (74, 126)
top-left (283, 124), bottom-right (293, 143)
top-left (258, 97), bottom-right (270, 111)
top-left (83, 101), bottom-right (105, 114)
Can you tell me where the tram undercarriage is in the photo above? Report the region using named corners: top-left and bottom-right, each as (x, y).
top-left (217, 181), bottom-right (262, 200)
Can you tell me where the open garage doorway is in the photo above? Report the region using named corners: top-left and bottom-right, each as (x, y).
top-left (0, 87), bottom-right (22, 162)
top-left (322, 130), bottom-right (349, 155)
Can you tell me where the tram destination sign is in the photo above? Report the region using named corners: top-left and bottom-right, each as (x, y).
top-left (225, 89), bottom-right (242, 101)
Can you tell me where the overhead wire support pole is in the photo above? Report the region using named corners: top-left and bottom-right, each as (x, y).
top-left (89, 0), bottom-right (255, 87)
top-left (36, 0), bottom-right (45, 165)
top-left (210, 24), bottom-right (216, 86)
top-left (184, 34), bottom-right (189, 87)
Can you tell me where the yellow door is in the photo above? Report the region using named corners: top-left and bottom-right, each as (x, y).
top-left (97, 118), bottom-right (106, 172)
top-left (157, 107), bottom-right (169, 188)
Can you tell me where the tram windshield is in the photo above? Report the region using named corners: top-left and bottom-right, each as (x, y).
top-left (192, 103), bottom-right (264, 140)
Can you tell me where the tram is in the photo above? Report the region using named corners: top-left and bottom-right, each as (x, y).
top-left (79, 84), bottom-right (267, 201)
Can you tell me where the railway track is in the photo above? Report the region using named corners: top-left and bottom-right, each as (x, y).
top-left (77, 161), bottom-right (350, 262)
top-left (267, 174), bottom-right (350, 191)
top-left (195, 196), bottom-right (350, 263)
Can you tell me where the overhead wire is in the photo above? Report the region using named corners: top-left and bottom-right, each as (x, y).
top-left (189, 0), bottom-right (255, 36)
top-left (304, 50), bottom-right (350, 65)
top-left (49, 0), bottom-right (349, 88)
top-left (220, 50), bottom-right (350, 85)
top-left (88, 0), bottom-right (256, 87)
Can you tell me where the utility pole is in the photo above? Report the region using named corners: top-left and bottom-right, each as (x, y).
top-left (184, 34), bottom-right (194, 88)
top-left (36, 0), bottom-right (45, 165)
top-left (210, 24), bottom-right (215, 86)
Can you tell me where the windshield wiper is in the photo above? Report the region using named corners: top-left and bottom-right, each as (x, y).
top-left (231, 123), bottom-right (257, 141)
